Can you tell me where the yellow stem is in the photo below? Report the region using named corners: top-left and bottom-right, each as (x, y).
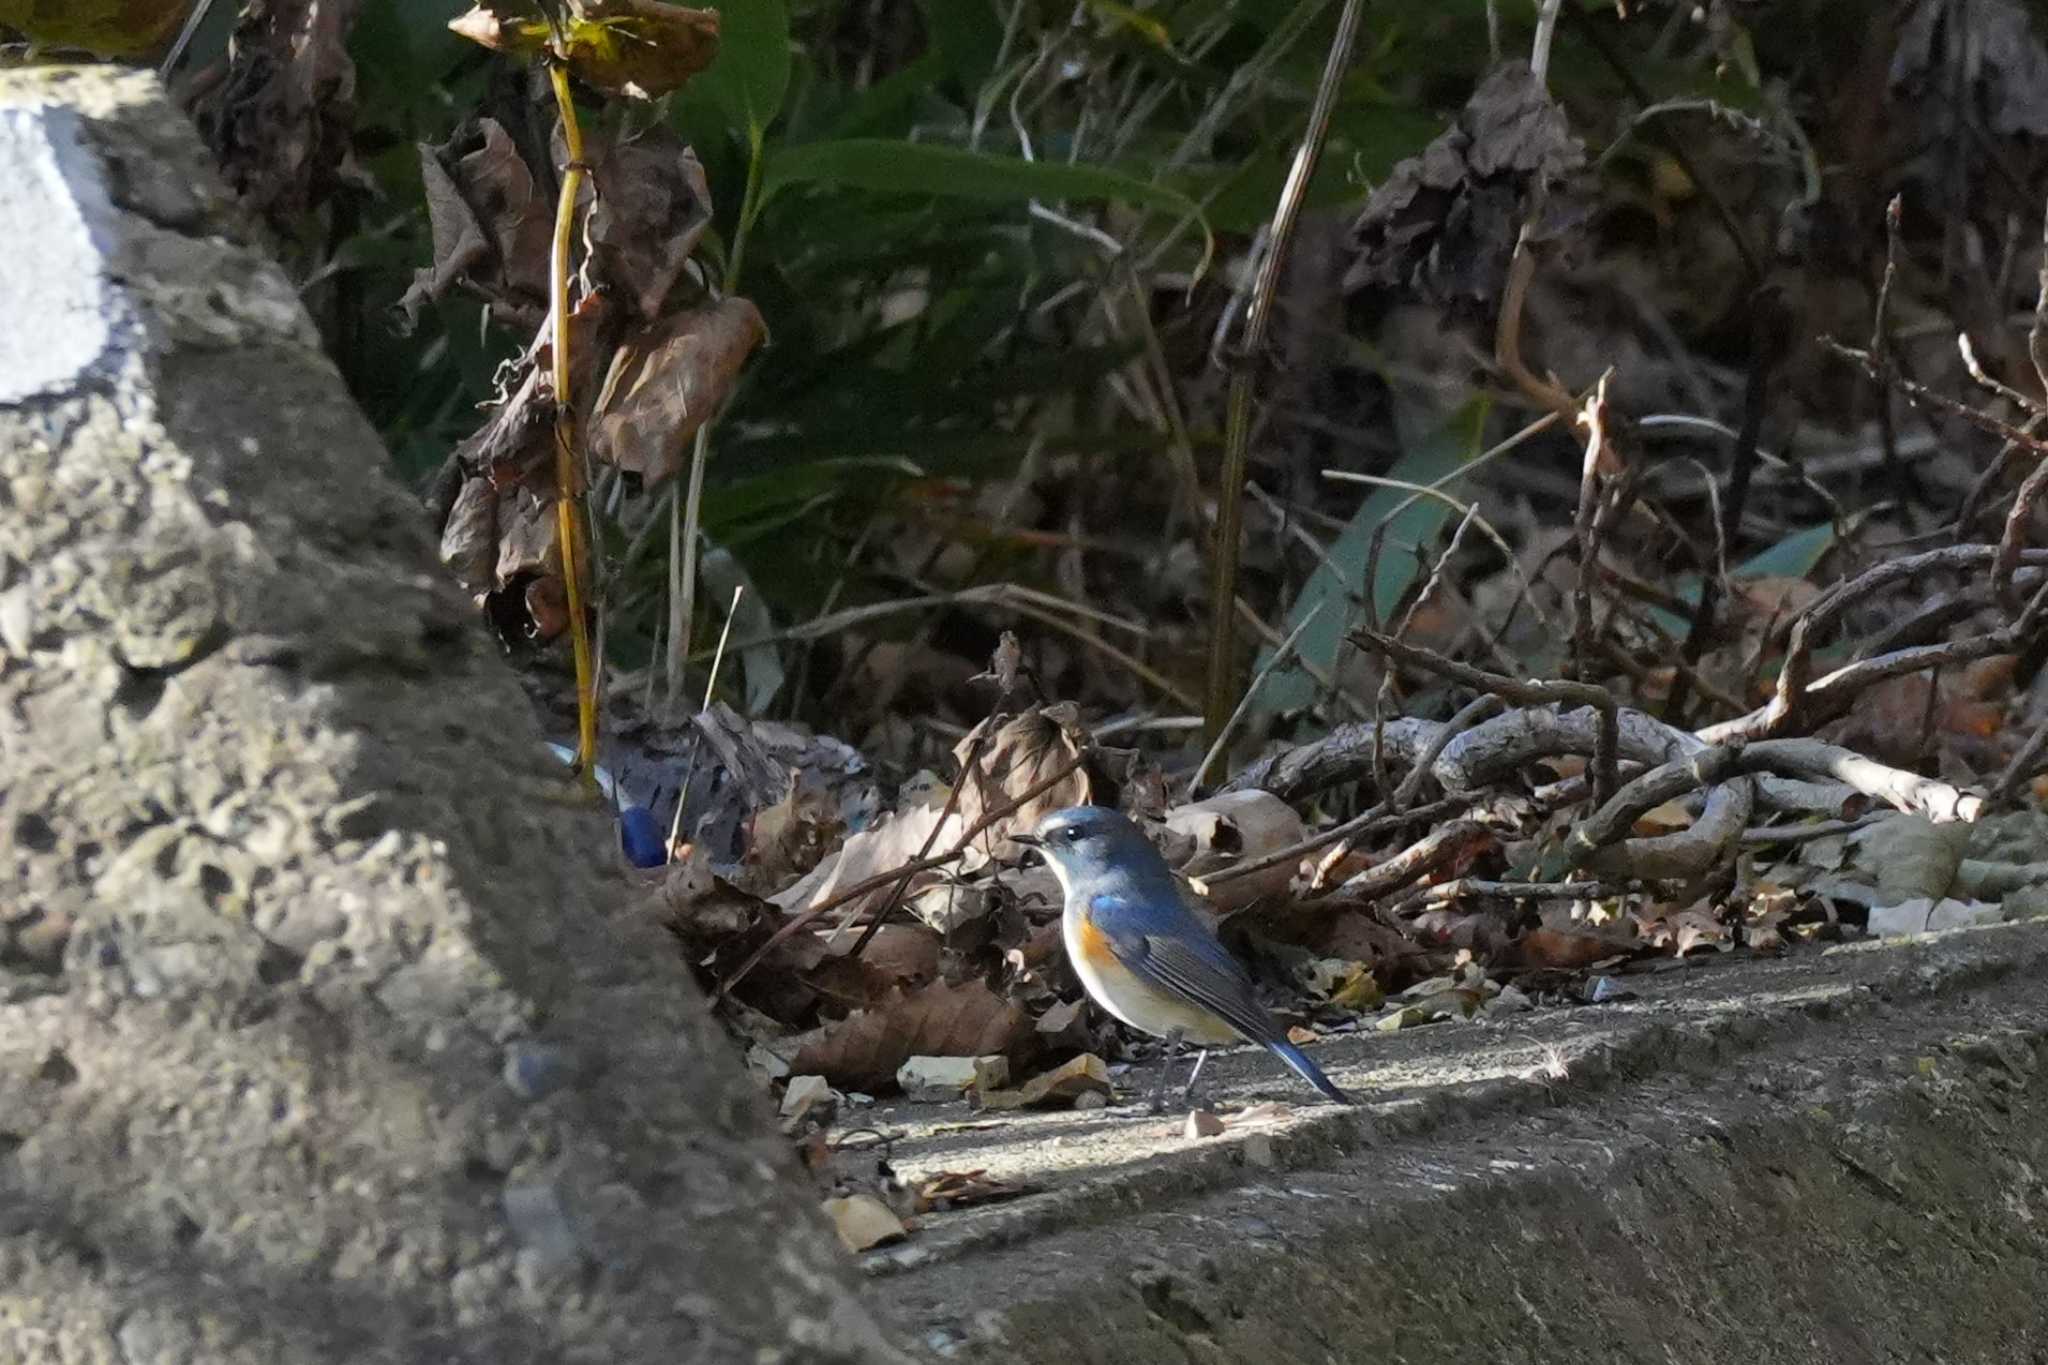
top-left (547, 60), bottom-right (599, 784)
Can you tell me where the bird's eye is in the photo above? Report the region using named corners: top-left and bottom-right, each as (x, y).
top-left (1063, 825), bottom-right (1086, 842)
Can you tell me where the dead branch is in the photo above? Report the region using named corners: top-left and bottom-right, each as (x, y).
top-left (1393, 878), bottom-right (1657, 912)
top-left (1703, 544), bottom-right (2048, 741)
top-left (1190, 792), bottom-right (1475, 894)
top-left (1563, 746), bottom-right (1746, 865)
top-left (1586, 777), bottom-right (1754, 881)
top-left (1328, 820), bottom-right (1493, 905)
top-left (1740, 738), bottom-right (1981, 821)
top-left (1353, 629), bottom-right (1622, 804)
top-left (1218, 715), bottom-right (1445, 803)
top-left (1390, 693), bottom-right (1504, 809)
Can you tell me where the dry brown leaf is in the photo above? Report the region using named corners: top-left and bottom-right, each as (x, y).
top-left (1514, 924), bottom-right (1635, 970)
top-left (1167, 790), bottom-right (1307, 911)
top-left (1346, 62), bottom-right (1590, 304)
top-left (914, 1169), bottom-right (1037, 1214)
top-left (741, 774), bottom-right (846, 894)
top-left (449, 0), bottom-right (720, 98)
top-left (792, 978), bottom-right (1036, 1092)
top-left (953, 703), bottom-right (1092, 848)
top-left (579, 123), bottom-right (713, 320)
top-left (452, 292), bottom-right (620, 504)
top-left (806, 925), bottom-right (942, 1008)
top-left (438, 476), bottom-right (498, 596)
top-left (1634, 899), bottom-right (1731, 955)
top-left (399, 118), bottom-right (554, 330)
top-left (493, 487), bottom-right (559, 586)
top-left (1632, 798), bottom-right (1695, 836)
top-left (200, 0), bottom-right (369, 229)
top-left (1409, 906), bottom-right (1515, 959)
top-left (769, 797), bottom-right (967, 922)
top-left (523, 575), bottom-right (570, 642)
top-left (1834, 665), bottom-right (2012, 772)
top-left (590, 299), bottom-right (768, 483)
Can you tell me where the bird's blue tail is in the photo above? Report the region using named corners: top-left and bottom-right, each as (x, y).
top-left (1266, 1038), bottom-right (1351, 1105)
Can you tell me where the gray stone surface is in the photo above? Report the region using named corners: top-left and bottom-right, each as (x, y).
top-left (0, 67), bottom-right (908, 1364)
top-left (872, 922), bottom-right (2048, 1362)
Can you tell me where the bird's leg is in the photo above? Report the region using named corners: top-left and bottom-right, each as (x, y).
top-left (1147, 1029), bottom-right (1184, 1114)
top-left (1179, 1048), bottom-right (1211, 1110)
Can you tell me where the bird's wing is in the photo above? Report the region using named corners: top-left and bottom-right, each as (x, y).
top-left (1090, 895), bottom-right (1280, 1045)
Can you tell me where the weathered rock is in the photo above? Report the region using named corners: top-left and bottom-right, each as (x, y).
top-left (0, 68), bottom-right (908, 1364)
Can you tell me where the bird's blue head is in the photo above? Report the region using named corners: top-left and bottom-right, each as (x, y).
top-left (1014, 805), bottom-right (1172, 899)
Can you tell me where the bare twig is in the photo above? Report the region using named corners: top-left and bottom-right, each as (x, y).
top-left (1528, 0), bottom-right (1565, 84)
top-left (1704, 544), bottom-right (2048, 739)
top-left (159, 0), bottom-right (216, 78)
top-left (1989, 715), bottom-right (2048, 809)
top-left (663, 585), bottom-right (748, 862)
top-left (1739, 815), bottom-right (1890, 847)
top-left (1204, 0), bottom-right (1369, 743)
top-left (1493, 224), bottom-right (1580, 422)
top-left (1397, 878), bottom-right (1650, 910)
top-left (1994, 454), bottom-right (2048, 606)
top-left (1868, 195), bottom-right (1918, 527)
top-left (1669, 285), bottom-right (1780, 725)
top-left (1569, 374), bottom-right (1612, 683)
top-left (1825, 337), bottom-right (2048, 459)
top-left (1191, 793), bottom-right (1473, 894)
top-left (1957, 331), bottom-right (2044, 415)
top-left (2032, 189), bottom-right (2048, 398)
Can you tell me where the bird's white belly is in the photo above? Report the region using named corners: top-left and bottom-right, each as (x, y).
top-left (1062, 907), bottom-right (1237, 1043)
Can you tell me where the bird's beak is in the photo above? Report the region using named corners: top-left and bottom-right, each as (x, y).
top-left (1010, 832), bottom-right (1043, 848)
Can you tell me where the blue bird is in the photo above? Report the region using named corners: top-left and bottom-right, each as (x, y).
top-left (545, 742), bottom-right (669, 869)
top-left (1015, 805), bottom-right (1350, 1109)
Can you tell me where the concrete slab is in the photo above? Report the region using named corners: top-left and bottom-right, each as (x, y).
top-left (855, 922), bottom-right (2048, 1362)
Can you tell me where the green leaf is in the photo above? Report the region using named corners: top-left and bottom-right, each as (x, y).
top-left (1249, 393), bottom-right (1493, 724)
top-left (1734, 521), bottom-right (1837, 580)
top-left (913, 0), bottom-right (1002, 89)
top-left (819, 50), bottom-right (949, 139)
top-left (761, 139), bottom-right (1212, 271)
top-left (696, 0), bottom-right (791, 139)
top-left (1646, 522), bottom-right (1841, 637)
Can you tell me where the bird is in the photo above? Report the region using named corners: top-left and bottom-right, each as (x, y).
top-left (1015, 805), bottom-right (1350, 1109)
top-left (544, 742), bottom-right (668, 869)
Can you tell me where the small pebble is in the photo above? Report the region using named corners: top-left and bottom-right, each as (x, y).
top-left (1241, 1133), bottom-right (1277, 1168)
top-left (1185, 1110), bottom-right (1225, 1139)
top-left (1072, 1090), bottom-right (1108, 1111)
